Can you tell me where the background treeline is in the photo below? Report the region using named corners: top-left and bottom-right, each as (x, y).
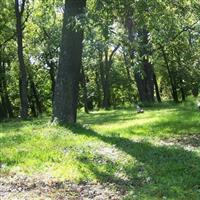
top-left (0, 0), bottom-right (200, 121)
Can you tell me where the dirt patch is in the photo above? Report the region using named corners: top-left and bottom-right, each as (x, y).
top-left (159, 134), bottom-right (200, 151)
top-left (0, 174), bottom-right (125, 200)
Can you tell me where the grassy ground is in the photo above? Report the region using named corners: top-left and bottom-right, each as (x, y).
top-left (0, 99), bottom-right (200, 199)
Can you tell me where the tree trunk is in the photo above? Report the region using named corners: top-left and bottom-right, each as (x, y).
top-left (15, 0), bottom-right (29, 119)
top-left (100, 45), bottom-right (119, 109)
top-left (80, 65), bottom-right (89, 114)
top-left (30, 80), bottom-right (43, 114)
top-left (134, 59), bottom-right (155, 103)
top-left (153, 73), bottom-right (162, 102)
top-left (102, 49), bottom-right (111, 109)
top-left (179, 78), bottom-right (185, 101)
top-left (0, 101), bottom-right (6, 121)
top-left (136, 29), bottom-right (154, 103)
top-left (192, 85), bottom-right (199, 97)
top-left (176, 54), bottom-right (186, 102)
top-left (53, 0), bottom-right (86, 124)
top-left (0, 56), bottom-right (13, 118)
top-left (161, 46), bottom-right (179, 102)
top-left (28, 94), bottom-right (37, 117)
top-left (45, 58), bottom-right (56, 104)
top-left (123, 53), bottom-right (134, 103)
top-left (95, 69), bottom-right (102, 108)
top-left (125, 20), bottom-right (154, 103)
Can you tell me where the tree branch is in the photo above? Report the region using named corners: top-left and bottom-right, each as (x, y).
top-left (109, 44), bottom-right (120, 62)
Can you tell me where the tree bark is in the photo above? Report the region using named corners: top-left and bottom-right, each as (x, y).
top-left (15, 0), bottom-right (29, 119)
top-left (53, 0), bottom-right (86, 124)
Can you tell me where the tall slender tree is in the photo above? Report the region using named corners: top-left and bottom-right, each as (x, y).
top-left (15, 0), bottom-right (29, 118)
top-left (53, 0), bottom-right (86, 124)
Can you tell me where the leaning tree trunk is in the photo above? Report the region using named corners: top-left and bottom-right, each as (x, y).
top-left (53, 0), bottom-right (86, 124)
top-left (15, 0), bottom-right (29, 119)
top-left (153, 73), bottom-right (161, 102)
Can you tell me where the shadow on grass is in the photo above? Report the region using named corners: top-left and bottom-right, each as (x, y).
top-left (68, 124), bottom-right (200, 199)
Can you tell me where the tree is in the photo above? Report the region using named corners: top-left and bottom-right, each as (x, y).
top-left (15, 0), bottom-right (29, 118)
top-left (53, 0), bottom-right (86, 124)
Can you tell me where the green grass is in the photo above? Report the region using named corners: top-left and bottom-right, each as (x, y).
top-left (1, 99), bottom-right (200, 199)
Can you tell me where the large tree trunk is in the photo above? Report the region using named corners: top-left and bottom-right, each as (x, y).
top-left (135, 29), bottom-right (154, 103)
top-left (134, 59), bottom-right (155, 103)
top-left (15, 0), bottom-right (29, 119)
top-left (125, 19), bottom-right (154, 103)
top-left (53, 0), bottom-right (86, 124)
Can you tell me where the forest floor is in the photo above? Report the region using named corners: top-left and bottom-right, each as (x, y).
top-left (1, 99), bottom-right (200, 200)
